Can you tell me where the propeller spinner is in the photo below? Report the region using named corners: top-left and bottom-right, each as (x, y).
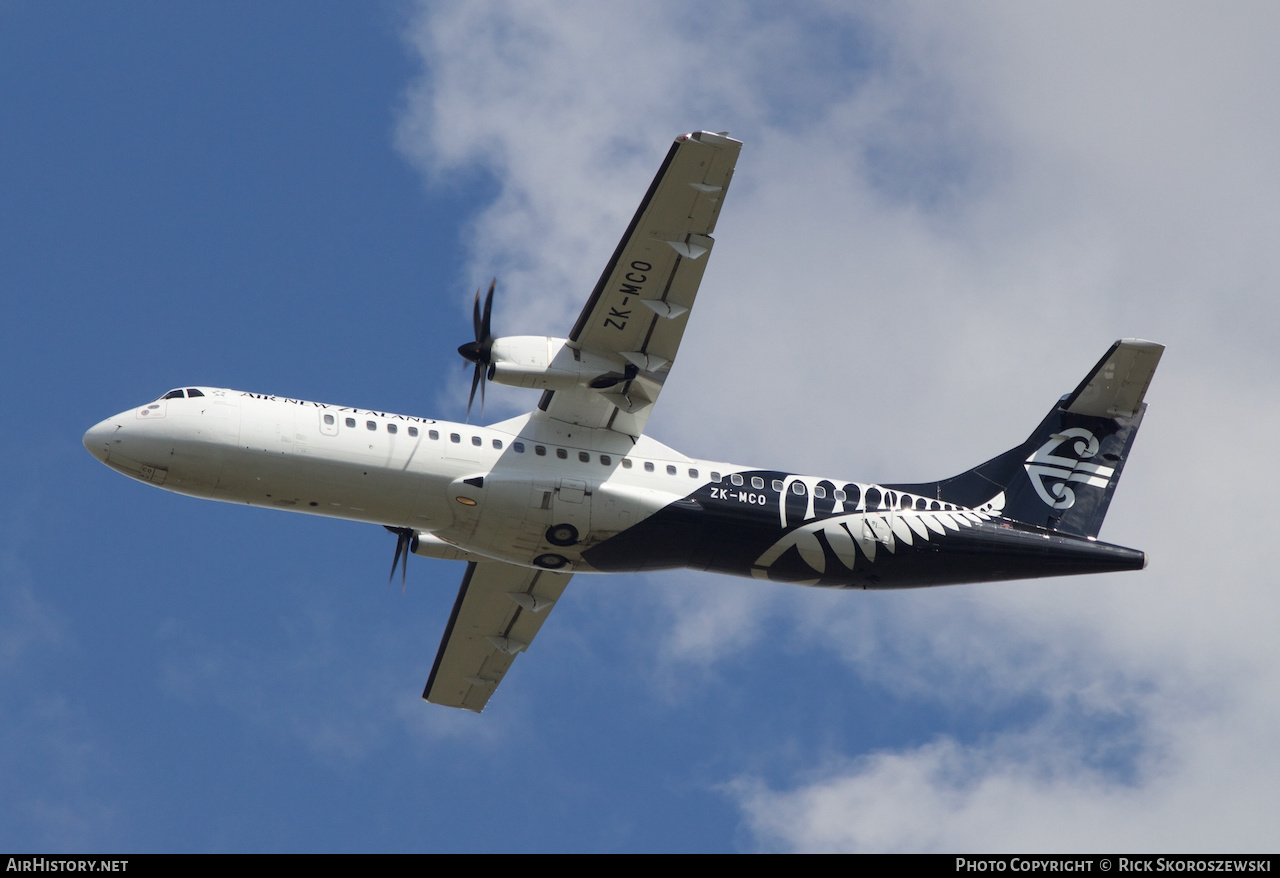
top-left (457, 279), bottom-right (496, 420)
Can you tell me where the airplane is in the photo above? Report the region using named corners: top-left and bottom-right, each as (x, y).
top-left (83, 131), bottom-right (1164, 712)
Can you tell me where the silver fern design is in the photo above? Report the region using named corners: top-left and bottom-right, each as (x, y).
top-left (752, 476), bottom-right (1007, 580)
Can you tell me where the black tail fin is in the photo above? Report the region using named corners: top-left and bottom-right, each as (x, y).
top-left (888, 339), bottom-right (1164, 538)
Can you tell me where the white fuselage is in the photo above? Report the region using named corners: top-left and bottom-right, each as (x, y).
top-left (82, 387), bottom-right (746, 572)
top-left (84, 381), bottom-right (1147, 590)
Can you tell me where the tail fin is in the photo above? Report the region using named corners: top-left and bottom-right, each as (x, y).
top-left (888, 339), bottom-right (1164, 538)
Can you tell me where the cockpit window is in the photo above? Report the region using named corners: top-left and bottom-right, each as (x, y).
top-left (162, 389), bottom-right (185, 400)
top-left (186, 388), bottom-right (205, 397)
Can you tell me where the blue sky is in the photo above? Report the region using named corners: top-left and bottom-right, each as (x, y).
top-left (4, 2), bottom-right (1279, 852)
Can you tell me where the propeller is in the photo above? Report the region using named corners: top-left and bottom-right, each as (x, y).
top-left (457, 279), bottom-right (496, 420)
top-left (385, 526), bottom-right (413, 592)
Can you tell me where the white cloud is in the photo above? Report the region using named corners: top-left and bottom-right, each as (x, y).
top-left (735, 697), bottom-right (1280, 853)
top-left (396, 1), bottom-right (1280, 851)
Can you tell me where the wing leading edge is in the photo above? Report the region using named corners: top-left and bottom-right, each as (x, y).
top-left (539, 131), bottom-right (742, 437)
top-left (424, 560), bottom-right (572, 712)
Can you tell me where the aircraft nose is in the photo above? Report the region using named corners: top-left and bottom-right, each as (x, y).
top-left (83, 418), bottom-right (119, 464)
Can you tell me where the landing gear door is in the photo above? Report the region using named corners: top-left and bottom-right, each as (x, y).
top-left (549, 478), bottom-right (591, 547)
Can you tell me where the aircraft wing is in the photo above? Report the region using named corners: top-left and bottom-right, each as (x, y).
top-left (540, 131), bottom-right (741, 437)
top-left (423, 560), bottom-right (572, 712)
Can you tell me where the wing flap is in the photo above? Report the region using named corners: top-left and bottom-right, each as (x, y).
top-left (424, 561), bottom-right (572, 712)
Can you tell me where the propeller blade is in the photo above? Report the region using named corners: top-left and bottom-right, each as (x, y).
top-left (459, 279), bottom-right (498, 422)
top-left (467, 362), bottom-right (483, 420)
top-left (480, 279), bottom-right (494, 344)
top-left (386, 526), bottom-right (412, 591)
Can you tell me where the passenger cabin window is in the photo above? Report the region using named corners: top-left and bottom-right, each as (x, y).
top-left (578, 451), bottom-right (590, 463)
top-left (535, 445), bottom-right (546, 456)
top-left (492, 439), bottom-right (503, 449)
top-left (556, 448), bottom-right (568, 460)
top-left (834, 490), bottom-right (847, 502)
top-left (366, 420), bottom-right (377, 431)
top-left (814, 485), bottom-right (826, 499)
top-left (644, 462), bottom-right (654, 472)
top-left (772, 479), bottom-right (783, 492)
top-left (710, 472), bottom-right (721, 482)
top-left (408, 427), bottom-right (419, 437)
top-left (450, 433), bottom-right (461, 443)
top-left (730, 474), bottom-right (743, 486)
top-left (622, 459), bottom-right (633, 469)
top-left (323, 414), bottom-right (335, 425)
top-left (790, 481), bottom-right (804, 495)
top-left (386, 423), bottom-right (397, 434)
top-left (429, 430), bottom-right (439, 440)
top-left (752, 477), bottom-right (765, 490)
top-left (513, 442), bottom-right (525, 453)
top-left (666, 465), bottom-right (677, 476)
top-left (471, 436), bottom-right (482, 446)
top-left (688, 468), bottom-right (698, 478)
top-left (346, 418), bottom-right (356, 428)
top-left (600, 455), bottom-right (611, 465)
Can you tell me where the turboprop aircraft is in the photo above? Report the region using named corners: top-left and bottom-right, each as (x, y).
top-left (84, 131), bottom-right (1164, 712)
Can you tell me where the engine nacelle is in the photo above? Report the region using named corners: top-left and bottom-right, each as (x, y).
top-left (487, 336), bottom-right (630, 391)
top-left (411, 531), bottom-right (478, 562)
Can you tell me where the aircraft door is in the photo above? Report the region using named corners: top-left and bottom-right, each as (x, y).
top-left (864, 515), bottom-right (894, 545)
top-left (318, 411), bottom-right (338, 436)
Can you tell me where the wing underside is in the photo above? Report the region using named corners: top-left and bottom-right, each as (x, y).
top-left (540, 131), bottom-right (742, 436)
top-left (424, 560), bottom-right (572, 712)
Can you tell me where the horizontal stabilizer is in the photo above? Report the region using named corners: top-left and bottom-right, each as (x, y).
top-left (1063, 339), bottom-right (1164, 418)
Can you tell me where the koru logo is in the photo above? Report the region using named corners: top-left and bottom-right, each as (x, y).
top-left (1024, 428), bottom-right (1115, 509)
